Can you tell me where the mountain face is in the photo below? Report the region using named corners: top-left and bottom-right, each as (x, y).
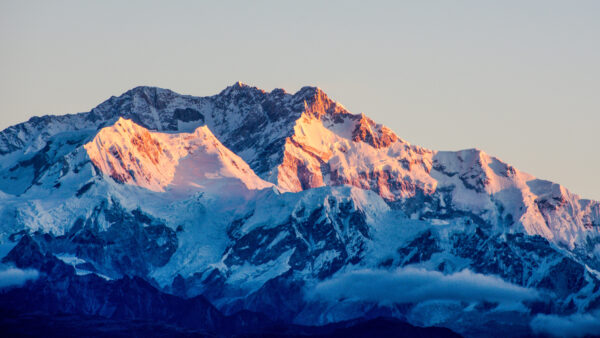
top-left (84, 117), bottom-right (272, 194)
top-left (1, 83), bottom-right (599, 337)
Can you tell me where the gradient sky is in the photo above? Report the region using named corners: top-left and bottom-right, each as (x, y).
top-left (0, 0), bottom-right (598, 199)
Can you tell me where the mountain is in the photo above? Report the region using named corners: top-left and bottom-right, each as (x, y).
top-left (0, 83), bottom-right (599, 337)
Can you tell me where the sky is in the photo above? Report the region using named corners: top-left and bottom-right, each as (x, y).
top-left (0, 0), bottom-right (598, 199)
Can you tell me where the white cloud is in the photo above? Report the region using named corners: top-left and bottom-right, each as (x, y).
top-left (309, 267), bottom-right (538, 306)
top-left (0, 266), bottom-right (39, 289)
top-left (530, 312), bottom-right (600, 337)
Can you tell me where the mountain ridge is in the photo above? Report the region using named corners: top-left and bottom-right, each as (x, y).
top-left (1, 83), bottom-right (599, 337)
top-left (1, 82), bottom-right (598, 250)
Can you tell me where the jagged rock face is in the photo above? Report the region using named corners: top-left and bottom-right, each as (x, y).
top-left (225, 198), bottom-right (370, 279)
top-left (273, 106), bottom-right (437, 197)
top-left (449, 230), bottom-right (598, 312)
top-left (1, 83), bottom-right (600, 337)
top-left (5, 201), bottom-right (178, 278)
top-left (351, 114), bottom-right (399, 148)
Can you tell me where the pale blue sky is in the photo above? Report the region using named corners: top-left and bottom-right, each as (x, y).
top-left (0, 0), bottom-right (598, 199)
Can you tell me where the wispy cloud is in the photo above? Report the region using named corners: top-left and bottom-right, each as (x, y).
top-left (0, 266), bottom-right (39, 289)
top-left (530, 312), bottom-right (600, 338)
top-left (310, 267), bottom-right (538, 305)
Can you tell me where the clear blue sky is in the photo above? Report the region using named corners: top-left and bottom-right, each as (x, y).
top-left (1, 0), bottom-right (598, 199)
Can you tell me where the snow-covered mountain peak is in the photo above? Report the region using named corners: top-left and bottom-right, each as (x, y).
top-left (123, 85), bottom-right (177, 98)
top-left (1, 83), bottom-right (598, 249)
top-left (218, 81), bottom-right (266, 98)
top-left (84, 118), bottom-right (272, 195)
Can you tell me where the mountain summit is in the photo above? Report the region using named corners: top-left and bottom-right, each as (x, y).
top-left (0, 84), bottom-right (599, 336)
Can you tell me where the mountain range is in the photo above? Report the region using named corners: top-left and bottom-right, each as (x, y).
top-left (0, 83), bottom-right (599, 337)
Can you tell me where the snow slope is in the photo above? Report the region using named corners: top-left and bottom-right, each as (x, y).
top-left (84, 117), bottom-right (272, 196)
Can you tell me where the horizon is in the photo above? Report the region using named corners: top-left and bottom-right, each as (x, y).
top-left (1, 1), bottom-right (598, 200)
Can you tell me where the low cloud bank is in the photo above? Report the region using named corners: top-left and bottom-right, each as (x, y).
top-left (310, 267), bottom-right (538, 305)
top-left (0, 266), bottom-right (39, 289)
top-left (530, 312), bottom-right (600, 337)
